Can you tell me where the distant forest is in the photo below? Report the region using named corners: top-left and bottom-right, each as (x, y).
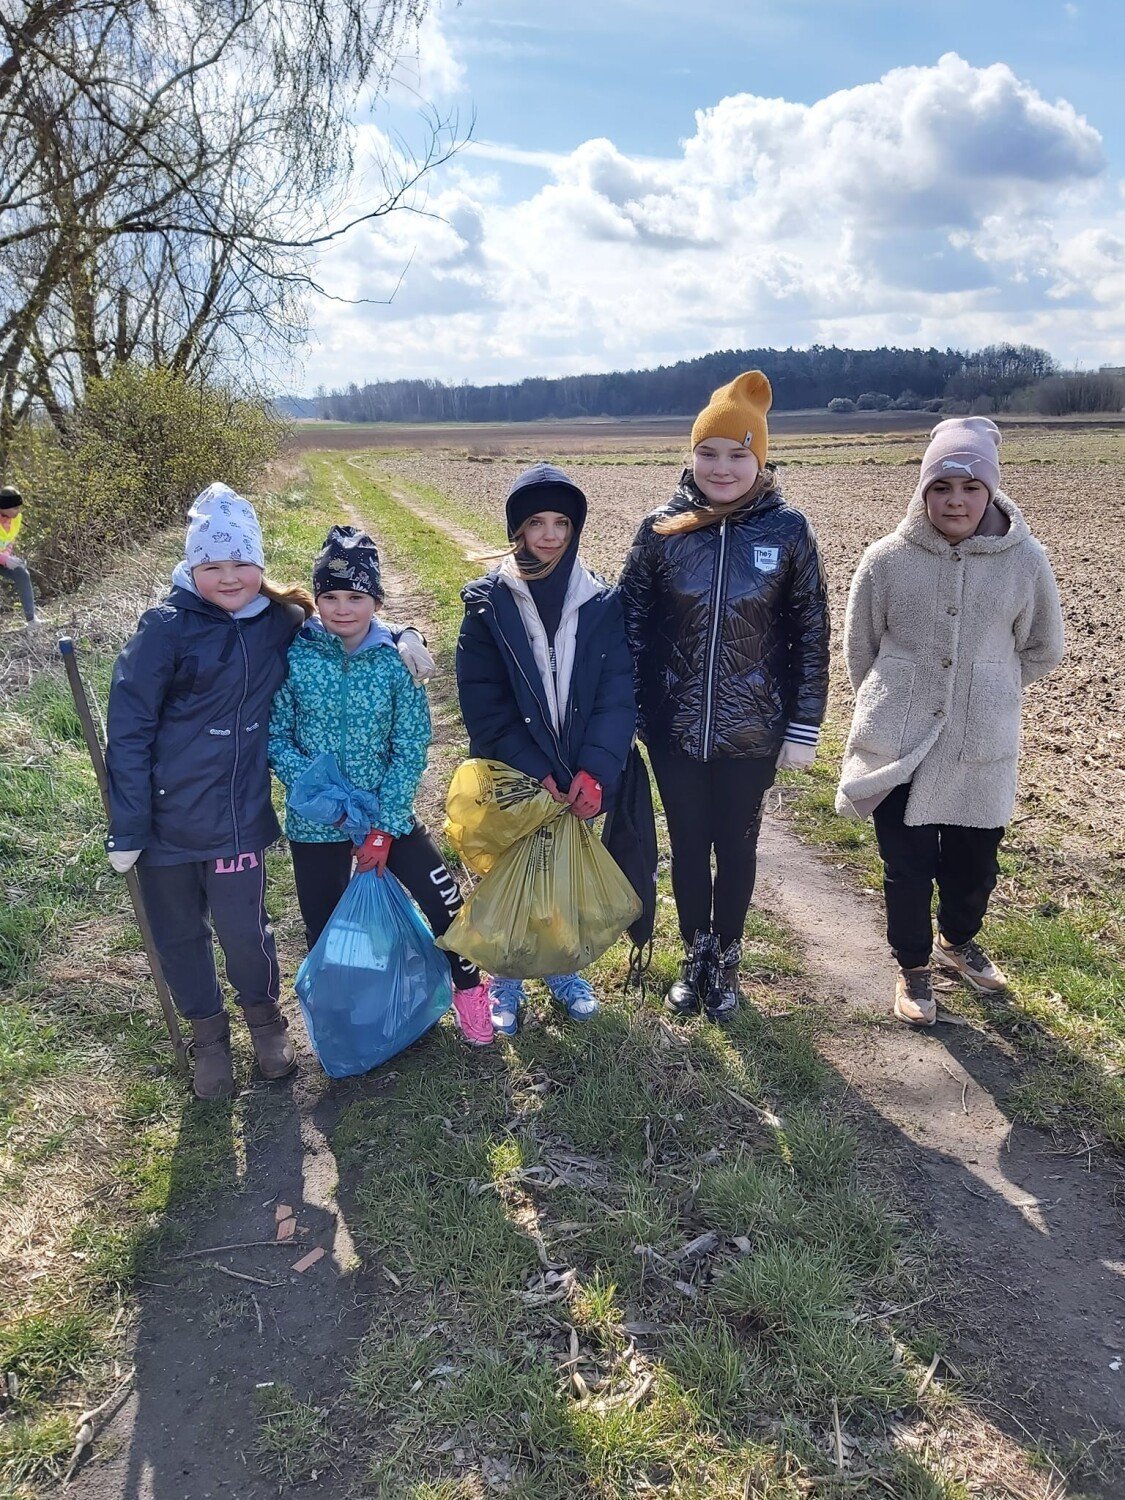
top-left (282, 342), bottom-right (1067, 424)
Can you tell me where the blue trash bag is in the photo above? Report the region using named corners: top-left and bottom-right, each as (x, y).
top-left (294, 868), bottom-right (453, 1079)
top-left (289, 752), bottom-right (381, 841)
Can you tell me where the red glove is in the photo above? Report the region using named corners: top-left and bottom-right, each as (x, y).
top-left (567, 770), bottom-right (603, 819)
top-left (354, 829), bottom-right (394, 875)
top-left (541, 773), bottom-right (567, 804)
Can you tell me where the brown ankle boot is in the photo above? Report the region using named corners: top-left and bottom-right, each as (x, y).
top-left (243, 1003), bottom-right (297, 1079)
top-left (191, 1011), bottom-right (235, 1100)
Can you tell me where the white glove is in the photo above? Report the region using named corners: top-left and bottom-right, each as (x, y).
top-left (397, 628), bottom-right (435, 685)
top-left (108, 849), bottom-right (141, 873)
top-left (776, 741), bottom-right (816, 771)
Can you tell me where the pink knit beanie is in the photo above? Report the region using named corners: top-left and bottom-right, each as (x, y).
top-left (919, 417), bottom-right (1002, 498)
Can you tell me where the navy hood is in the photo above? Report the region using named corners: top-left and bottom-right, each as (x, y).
top-left (505, 463), bottom-right (588, 540)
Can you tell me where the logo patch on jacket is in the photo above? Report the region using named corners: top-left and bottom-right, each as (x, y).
top-left (753, 546), bottom-right (780, 573)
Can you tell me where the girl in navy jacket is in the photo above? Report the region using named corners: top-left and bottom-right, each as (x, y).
top-left (105, 484), bottom-right (431, 1098)
top-left (455, 464), bottom-right (635, 1034)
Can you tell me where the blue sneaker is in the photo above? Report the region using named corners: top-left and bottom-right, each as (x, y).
top-left (545, 972), bottom-right (600, 1021)
top-left (488, 977), bottom-right (527, 1036)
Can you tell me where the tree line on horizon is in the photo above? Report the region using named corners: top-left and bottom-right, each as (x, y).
top-left (289, 341), bottom-right (1122, 424)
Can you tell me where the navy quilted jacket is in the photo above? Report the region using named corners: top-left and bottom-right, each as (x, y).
top-left (106, 588), bottom-right (300, 864)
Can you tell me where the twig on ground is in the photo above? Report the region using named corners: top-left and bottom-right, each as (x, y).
top-left (170, 1240), bottom-right (295, 1260)
top-left (63, 1368), bottom-right (135, 1483)
top-left (206, 1262), bottom-right (283, 1288)
top-left (832, 1397), bottom-right (845, 1470)
top-left (251, 1294), bottom-right (263, 1336)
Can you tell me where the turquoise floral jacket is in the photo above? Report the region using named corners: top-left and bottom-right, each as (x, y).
top-left (268, 618), bottom-right (430, 842)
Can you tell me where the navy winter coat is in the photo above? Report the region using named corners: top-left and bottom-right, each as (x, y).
top-left (106, 588), bottom-right (302, 864)
top-left (619, 469), bottom-right (830, 760)
top-left (455, 570), bottom-right (636, 803)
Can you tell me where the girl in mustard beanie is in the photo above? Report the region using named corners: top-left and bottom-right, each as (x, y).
top-left (619, 372), bottom-right (830, 1021)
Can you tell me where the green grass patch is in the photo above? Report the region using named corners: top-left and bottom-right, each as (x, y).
top-left (304, 453), bottom-right (478, 651)
top-left (255, 1383), bottom-right (341, 1485)
top-left (345, 454), bottom-right (509, 552)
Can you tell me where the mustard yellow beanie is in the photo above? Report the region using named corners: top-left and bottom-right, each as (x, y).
top-left (690, 370), bottom-right (773, 467)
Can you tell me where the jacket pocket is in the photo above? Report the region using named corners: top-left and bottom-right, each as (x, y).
top-left (959, 663), bottom-right (1021, 764)
top-left (850, 658), bottom-right (916, 759)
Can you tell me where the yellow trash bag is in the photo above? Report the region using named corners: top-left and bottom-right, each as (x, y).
top-left (444, 758), bottom-right (559, 876)
top-left (439, 764), bottom-right (642, 978)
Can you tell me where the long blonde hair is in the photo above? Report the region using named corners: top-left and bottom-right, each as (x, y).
top-left (653, 468), bottom-right (772, 537)
top-left (260, 577), bottom-right (316, 618)
top-left (472, 516), bottom-right (574, 581)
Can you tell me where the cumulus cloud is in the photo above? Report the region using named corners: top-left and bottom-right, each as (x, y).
top-left (304, 53), bottom-right (1122, 387)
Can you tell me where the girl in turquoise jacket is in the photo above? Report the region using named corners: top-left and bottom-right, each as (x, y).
top-left (268, 524), bottom-right (493, 1045)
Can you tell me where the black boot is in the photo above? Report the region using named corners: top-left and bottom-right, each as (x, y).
top-left (705, 940), bottom-right (742, 1024)
top-left (666, 931), bottom-right (718, 1016)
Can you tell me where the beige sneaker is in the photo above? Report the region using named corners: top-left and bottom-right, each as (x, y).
top-left (932, 935), bottom-right (1008, 992)
top-left (894, 967), bottom-right (937, 1027)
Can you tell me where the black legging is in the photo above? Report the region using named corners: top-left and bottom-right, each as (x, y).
top-left (648, 748), bottom-right (776, 950)
top-left (290, 821), bottom-right (480, 989)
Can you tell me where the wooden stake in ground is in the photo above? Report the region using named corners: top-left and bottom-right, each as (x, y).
top-left (58, 637), bottom-right (189, 1075)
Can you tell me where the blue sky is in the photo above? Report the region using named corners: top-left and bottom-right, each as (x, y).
top-left (297, 0), bottom-right (1125, 391)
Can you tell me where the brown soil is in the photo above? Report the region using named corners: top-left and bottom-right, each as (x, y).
top-left (374, 450), bottom-right (1125, 883)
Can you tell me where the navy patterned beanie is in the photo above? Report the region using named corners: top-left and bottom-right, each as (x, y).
top-left (312, 524), bottom-right (383, 600)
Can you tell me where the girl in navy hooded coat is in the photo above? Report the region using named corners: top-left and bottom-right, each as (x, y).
top-left (455, 464), bottom-right (636, 1034)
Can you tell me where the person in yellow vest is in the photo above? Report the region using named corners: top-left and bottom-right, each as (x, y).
top-left (0, 487), bottom-right (41, 627)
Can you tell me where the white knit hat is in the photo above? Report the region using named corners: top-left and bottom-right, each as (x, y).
top-left (184, 483), bottom-right (264, 569)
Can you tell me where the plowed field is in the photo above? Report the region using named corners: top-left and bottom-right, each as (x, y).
top-left (366, 445), bottom-right (1125, 880)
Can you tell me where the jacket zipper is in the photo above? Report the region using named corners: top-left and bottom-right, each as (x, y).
top-left (701, 519), bottom-right (729, 760)
top-left (230, 626), bottom-right (249, 850)
top-left (490, 601), bottom-right (574, 778)
top-left (340, 649), bottom-right (351, 776)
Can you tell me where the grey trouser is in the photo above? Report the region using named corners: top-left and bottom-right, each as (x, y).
top-left (1, 561), bottom-right (36, 621)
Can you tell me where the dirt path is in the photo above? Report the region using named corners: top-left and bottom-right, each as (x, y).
top-left (755, 822), bottom-right (1124, 1470)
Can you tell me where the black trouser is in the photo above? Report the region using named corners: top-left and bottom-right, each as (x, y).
top-left (871, 781), bottom-right (1005, 970)
top-left (290, 823), bottom-right (480, 989)
top-left (648, 748), bottom-right (776, 951)
top-left (138, 851), bottom-right (280, 1021)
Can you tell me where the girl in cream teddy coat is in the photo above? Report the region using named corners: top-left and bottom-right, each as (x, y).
top-left (836, 417), bottom-right (1064, 1027)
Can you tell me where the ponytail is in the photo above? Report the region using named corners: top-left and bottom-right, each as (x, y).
top-left (260, 577), bottom-right (315, 619)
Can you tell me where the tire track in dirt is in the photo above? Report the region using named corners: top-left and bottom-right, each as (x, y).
top-left (382, 473), bottom-right (1125, 1484)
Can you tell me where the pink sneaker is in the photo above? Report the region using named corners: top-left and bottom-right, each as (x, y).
top-left (451, 981), bottom-right (494, 1046)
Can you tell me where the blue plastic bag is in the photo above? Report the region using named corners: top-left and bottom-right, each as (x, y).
top-left (294, 868), bottom-right (453, 1079)
top-left (289, 752), bottom-right (381, 841)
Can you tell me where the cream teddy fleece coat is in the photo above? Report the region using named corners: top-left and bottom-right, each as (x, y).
top-left (835, 492), bottom-right (1064, 829)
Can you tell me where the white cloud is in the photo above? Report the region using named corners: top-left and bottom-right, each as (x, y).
top-left (302, 53), bottom-right (1123, 388)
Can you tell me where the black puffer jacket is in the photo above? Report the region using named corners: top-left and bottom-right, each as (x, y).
top-left (618, 468), bottom-right (830, 760)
